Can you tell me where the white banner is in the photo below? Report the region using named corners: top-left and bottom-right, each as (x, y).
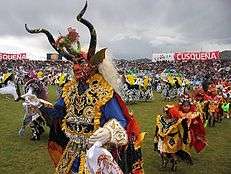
top-left (152, 53), bottom-right (174, 62)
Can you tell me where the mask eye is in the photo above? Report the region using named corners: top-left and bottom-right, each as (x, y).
top-left (79, 59), bottom-right (84, 64)
top-left (77, 58), bottom-right (86, 64)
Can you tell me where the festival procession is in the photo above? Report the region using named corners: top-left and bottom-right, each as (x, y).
top-left (0, 0), bottom-right (230, 174)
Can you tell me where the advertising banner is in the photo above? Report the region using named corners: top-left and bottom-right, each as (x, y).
top-left (0, 53), bottom-right (27, 60)
top-left (174, 51), bottom-right (220, 61)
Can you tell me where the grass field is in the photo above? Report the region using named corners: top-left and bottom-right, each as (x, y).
top-left (0, 86), bottom-right (231, 174)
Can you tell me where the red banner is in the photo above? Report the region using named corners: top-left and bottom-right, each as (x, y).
top-left (0, 53), bottom-right (27, 60)
top-left (174, 51), bottom-right (220, 61)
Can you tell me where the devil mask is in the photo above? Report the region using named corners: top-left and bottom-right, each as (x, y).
top-left (25, 1), bottom-right (107, 81)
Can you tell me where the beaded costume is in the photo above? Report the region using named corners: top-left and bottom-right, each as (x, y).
top-left (25, 1), bottom-right (144, 174)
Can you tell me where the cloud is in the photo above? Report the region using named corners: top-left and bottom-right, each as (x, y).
top-left (150, 35), bottom-right (188, 46)
top-left (111, 32), bottom-right (141, 42)
top-left (0, 36), bottom-right (51, 60)
top-left (0, 0), bottom-right (230, 59)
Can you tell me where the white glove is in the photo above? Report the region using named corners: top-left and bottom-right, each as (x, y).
top-left (103, 119), bottom-right (128, 146)
top-left (89, 119), bottom-right (128, 146)
top-left (21, 93), bottom-right (41, 107)
top-left (88, 127), bottom-right (111, 145)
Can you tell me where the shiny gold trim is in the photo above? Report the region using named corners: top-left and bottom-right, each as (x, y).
top-left (61, 73), bottom-right (113, 137)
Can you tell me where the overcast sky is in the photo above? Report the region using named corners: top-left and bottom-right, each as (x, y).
top-left (0, 0), bottom-right (231, 59)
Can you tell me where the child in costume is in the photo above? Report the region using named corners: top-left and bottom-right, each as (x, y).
top-left (154, 95), bottom-right (207, 171)
top-left (154, 105), bottom-right (187, 171)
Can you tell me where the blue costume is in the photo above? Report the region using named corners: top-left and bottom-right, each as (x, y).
top-left (41, 94), bottom-right (127, 173)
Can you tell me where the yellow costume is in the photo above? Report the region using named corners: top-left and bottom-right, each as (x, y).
top-left (155, 115), bottom-right (184, 153)
top-left (208, 100), bottom-right (219, 113)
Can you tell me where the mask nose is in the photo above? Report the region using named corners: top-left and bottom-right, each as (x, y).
top-left (74, 64), bottom-right (81, 71)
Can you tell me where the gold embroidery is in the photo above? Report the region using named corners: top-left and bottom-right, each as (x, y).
top-left (61, 73), bottom-right (113, 138)
top-left (56, 73), bottom-right (114, 173)
top-left (55, 141), bottom-right (80, 174)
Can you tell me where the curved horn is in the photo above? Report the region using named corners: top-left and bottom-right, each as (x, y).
top-left (77, 1), bottom-right (97, 60)
top-left (25, 24), bottom-right (75, 61)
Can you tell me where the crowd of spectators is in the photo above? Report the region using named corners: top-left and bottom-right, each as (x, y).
top-left (0, 59), bottom-right (71, 75)
top-left (0, 58), bottom-right (230, 84)
top-left (115, 59), bottom-right (231, 82)
top-left (0, 59), bottom-right (71, 84)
